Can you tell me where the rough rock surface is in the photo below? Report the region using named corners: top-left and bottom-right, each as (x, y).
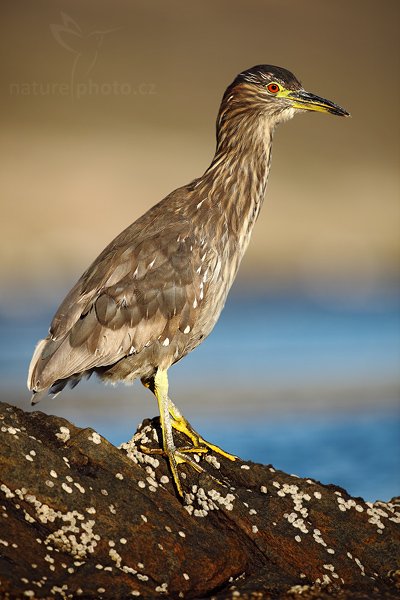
top-left (0, 401), bottom-right (399, 599)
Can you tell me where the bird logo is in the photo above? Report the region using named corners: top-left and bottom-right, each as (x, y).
top-left (50, 12), bottom-right (119, 95)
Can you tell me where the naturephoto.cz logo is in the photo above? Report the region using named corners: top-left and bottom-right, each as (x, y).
top-left (9, 13), bottom-right (156, 99)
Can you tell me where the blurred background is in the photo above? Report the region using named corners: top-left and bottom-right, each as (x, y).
top-left (1, 0), bottom-right (399, 501)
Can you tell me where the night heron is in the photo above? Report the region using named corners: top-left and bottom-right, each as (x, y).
top-left (28, 65), bottom-right (349, 496)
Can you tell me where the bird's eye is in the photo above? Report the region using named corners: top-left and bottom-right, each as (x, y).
top-left (267, 82), bottom-right (280, 94)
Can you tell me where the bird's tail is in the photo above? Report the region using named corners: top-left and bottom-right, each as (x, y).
top-left (27, 336), bottom-right (65, 403)
top-left (30, 388), bottom-right (52, 406)
top-left (27, 338), bottom-right (48, 392)
top-left (28, 336), bottom-right (90, 405)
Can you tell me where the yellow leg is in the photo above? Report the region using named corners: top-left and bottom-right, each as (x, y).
top-left (140, 374), bottom-right (236, 496)
top-left (152, 369), bottom-right (183, 496)
top-left (168, 398), bottom-right (237, 462)
top-left (146, 369), bottom-right (209, 497)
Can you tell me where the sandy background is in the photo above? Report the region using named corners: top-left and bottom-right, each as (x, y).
top-left (0, 0), bottom-right (399, 311)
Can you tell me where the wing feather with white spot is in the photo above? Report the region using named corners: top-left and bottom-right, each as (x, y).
top-left (28, 219), bottom-right (216, 392)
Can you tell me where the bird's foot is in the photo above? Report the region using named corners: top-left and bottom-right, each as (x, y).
top-left (140, 443), bottom-right (207, 462)
top-left (140, 443), bottom-right (207, 496)
top-left (173, 448), bottom-right (225, 491)
top-left (194, 436), bottom-right (237, 462)
top-left (171, 416), bottom-right (237, 462)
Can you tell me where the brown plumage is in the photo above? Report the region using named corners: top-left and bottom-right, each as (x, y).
top-left (28, 65), bottom-right (349, 496)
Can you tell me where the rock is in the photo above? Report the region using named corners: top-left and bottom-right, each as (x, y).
top-left (0, 401), bottom-right (399, 599)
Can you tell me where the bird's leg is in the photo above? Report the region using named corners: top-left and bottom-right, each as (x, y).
top-left (168, 397), bottom-right (237, 462)
top-left (140, 374), bottom-right (234, 495)
top-left (150, 369), bottom-right (182, 496)
top-left (143, 369), bottom-right (208, 497)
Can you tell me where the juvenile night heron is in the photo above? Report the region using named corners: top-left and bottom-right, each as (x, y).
top-left (28, 65), bottom-right (349, 496)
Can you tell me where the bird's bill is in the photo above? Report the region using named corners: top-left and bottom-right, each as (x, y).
top-left (288, 90), bottom-right (350, 117)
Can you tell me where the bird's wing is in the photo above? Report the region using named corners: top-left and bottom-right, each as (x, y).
top-left (28, 219), bottom-right (215, 391)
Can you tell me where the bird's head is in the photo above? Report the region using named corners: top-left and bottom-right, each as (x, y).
top-left (222, 64), bottom-right (349, 128)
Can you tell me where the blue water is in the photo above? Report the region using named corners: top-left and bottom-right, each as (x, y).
top-left (173, 290), bottom-right (400, 390)
top-left (1, 288), bottom-right (399, 501)
top-left (194, 411), bottom-right (400, 502)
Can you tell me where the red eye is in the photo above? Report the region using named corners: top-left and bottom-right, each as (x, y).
top-left (267, 83), bottom-right (280, 93)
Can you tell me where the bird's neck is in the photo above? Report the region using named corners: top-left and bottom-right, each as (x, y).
top-left (193, 111), bottom-right (274, 250)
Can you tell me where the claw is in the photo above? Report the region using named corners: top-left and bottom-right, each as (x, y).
top-left (169, 403), bottom-right (237, 462)
top-left (193, 435), bottom-right (237, 461)
top-left (140, 443), bottom-right (205, 495)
